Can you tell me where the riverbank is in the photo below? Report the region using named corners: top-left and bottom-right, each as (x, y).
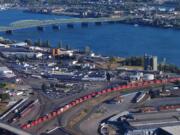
top-left (23, 9), bottom-right (180, 30)
top-left (2, 5), bottom-right (180, 30)
top-left (21, 4), bottom-right (180, 30)
top-left (24, 9), bottom-right (81, 18)
top-left (0, 9), bottom-right (180, 66)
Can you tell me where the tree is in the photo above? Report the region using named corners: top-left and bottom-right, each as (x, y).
top-left (41, 83), bottom-right (47, 91)
top-left (158, 64), bottom-right (180, 73)
top-left (57, 41), bottom-right (62, 48)
top-left (0, 83), bottom-right (6, 88)
top-left (43, 40), bottom-right (51, 48)
top-left (0, 93), bottom-right (9, 101)
top-left (58, 60), bottom-right (63, 65)
top-left (47, 0), bottom-right (61, 5)
top-left (24, 39), bottom-right (33, 45)
top-left (65, 44), bottom-right (70, 50)
top-left (106, 72), bottom-right (111, 82)
top-left (84, 46), bottom-right (91, 55)
top-left (123, 56), bottom-right (144, 66)
top-left (110, 57), bottom-right (116, 62)
top-left (50, 83), bottom-right (55, 89)
top-left (20, 0), bottom-right (41, 5)
top-left (174, 81), bottom-right (180, 85)
top-left (34, 39), bottom-right (42, 47)
top-left (108, 57), bottom-right (116, 70)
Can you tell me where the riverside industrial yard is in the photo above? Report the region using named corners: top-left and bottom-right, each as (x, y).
top-left (0, 38), bottom-right (179, 135)
top-left (0, 1), bottom-right (180, 135)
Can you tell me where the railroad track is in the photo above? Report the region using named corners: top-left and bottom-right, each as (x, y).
top-left (21, 77), bottom-right (180, 130)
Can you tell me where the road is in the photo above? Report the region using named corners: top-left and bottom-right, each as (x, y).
top-left (0, 122), bottom-right (31, 135)
top-left (53, 92), bottom-right (136, 135)
top-left (78, 93), bottom-right (136, 135)
top-left (0, 16), bottom-right (134, 32)
top-left (22, 80), bottom-right (110, 134)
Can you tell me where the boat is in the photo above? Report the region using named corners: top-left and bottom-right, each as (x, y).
top-left (0, 5), bottom-right (8, 11)
top-left (134, 24), bottom-right (139, 27)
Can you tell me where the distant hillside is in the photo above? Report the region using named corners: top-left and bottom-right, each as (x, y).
top-left (0, 0), bottom-right (179, 5)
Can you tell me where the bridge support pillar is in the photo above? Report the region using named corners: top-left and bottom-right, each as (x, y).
top-left (107, 21), bottom-right (115, 24)
top-left (5, 30), bottom-right (13, 35)
top-left (115, 20), bottom-right (123, 24)
top-left (52, 25), bottom-right (60, 31)
top-left (95, 22), bottom-right (102, 26)
top-left (81, 22), bottom-right (88, 28)
top-left (37, 26), bottom-right (44, 31)
top-left (67, 24), bottom-right (74, 28)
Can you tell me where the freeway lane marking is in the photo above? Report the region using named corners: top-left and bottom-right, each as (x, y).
top-left (133, 120), bottom-right (180, 127)
top-left (46, 126), bottom-right (59, 133)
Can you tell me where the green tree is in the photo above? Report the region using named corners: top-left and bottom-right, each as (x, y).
top-left (0, 83), bottom-right (6, 88)
top-left (158, 64), bottom-right (180, 73)
top-left (43, 40), bottom-right (51, 48)
top-left (84, 46), bottom-right (91, 54)
top-left (0, 93), bottom-right (9, 101)
top-left (57, 41), bottom-right (62, 48)
top-left (41, 83), bottom-right (47, 91)
top-left (124, 56), bottom-right (144, 66)
top-left (24, 39), bottom-right (33, 45)
top-left (34, 39), bottom-right (42, 47)
top-left (108, 57), bottom-right (116, 70)
top-left (65, 44), bottom-right (70, 50)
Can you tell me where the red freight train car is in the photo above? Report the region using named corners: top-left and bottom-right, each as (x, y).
top-left (21, 77), bottom-right (180, 130)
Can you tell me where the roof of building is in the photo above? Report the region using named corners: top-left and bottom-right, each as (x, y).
top-left (161, 125), bottom-right (180, 135)
top-left (0, 66), bottom-right (11, 72)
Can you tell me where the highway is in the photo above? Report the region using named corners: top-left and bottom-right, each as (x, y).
top-left (0, 16), bottom-right (134, 32)
top-left (0, 122), bottom-right (31, 135)
top-left (0, 98), bottom-right (29, 120)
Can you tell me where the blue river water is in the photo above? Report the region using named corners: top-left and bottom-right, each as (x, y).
top-left (0, 9), bottom-right (179, 66)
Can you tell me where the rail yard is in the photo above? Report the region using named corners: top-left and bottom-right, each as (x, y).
top-left (0, 37), bottom-right (179, 135)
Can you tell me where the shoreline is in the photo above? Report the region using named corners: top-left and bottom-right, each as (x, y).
top-left (0, 9), bottom-right (180, 67)
top-left (23, 10), bottom-right (180, 30)
top-left (1, 8), bottom-right (180, 31)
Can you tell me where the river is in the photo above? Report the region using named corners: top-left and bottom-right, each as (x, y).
top-left (0, 9), bottom-right (179, 66)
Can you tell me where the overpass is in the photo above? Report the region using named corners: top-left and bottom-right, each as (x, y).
top-left (0, 16), bottom-right (134, 32)
top-left (0, 122), bottom-right (31, 135)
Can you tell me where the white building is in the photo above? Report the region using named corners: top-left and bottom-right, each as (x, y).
top-left (36, 52), bottom-right (43, 58)
top-left (0, 43), bottom-right (10, 48)
top-left (0, 67), bottom-right (16, 78)
top-left (143, 74), bottom-right (155, 81)
top-left (11, 42), bottom-right (28, 48)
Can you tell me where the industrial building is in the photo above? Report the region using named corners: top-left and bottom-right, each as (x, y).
top-left (11, 42), bottom-right (28, 48)
top-left (52, 48), bottom-right (61, 56)
top-left (0, 66), bottom-right (15, 78)
top-left (51, 48), bottom-right (74, 57)
top-left (144, 54), bottom-right (158, 71)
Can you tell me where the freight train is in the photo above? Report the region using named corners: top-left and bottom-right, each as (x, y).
top-left (21, 77), bottom-right (180, 129)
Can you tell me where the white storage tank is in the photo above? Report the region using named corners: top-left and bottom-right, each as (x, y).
top-left (143, 74), bottom-right (155, 81)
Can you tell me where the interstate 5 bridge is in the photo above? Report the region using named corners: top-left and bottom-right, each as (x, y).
top-left (0, 16), bottom-right (134, 33)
